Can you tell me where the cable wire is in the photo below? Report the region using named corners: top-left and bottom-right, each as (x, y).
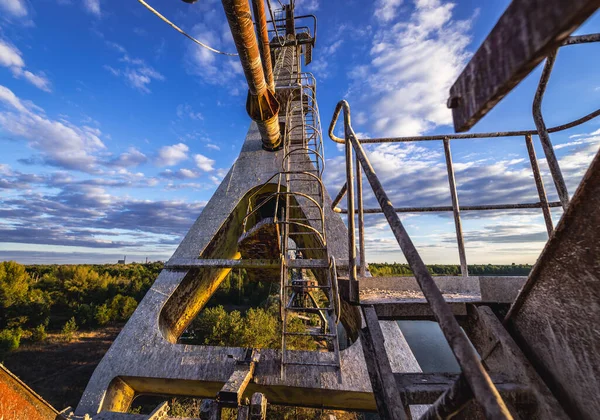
top-left (137, 0), bottom-right (238, 56)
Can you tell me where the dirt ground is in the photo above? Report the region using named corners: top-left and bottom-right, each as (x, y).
top-left (1, 326), bottom-right (122, 411)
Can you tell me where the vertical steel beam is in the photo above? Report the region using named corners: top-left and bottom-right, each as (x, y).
top-left (345, 134), bottom-right (358, 303)
top-left (524, 135), bottom-right (554, 237)
top-left (533, 52), bottom-right (569, 210)
top-left (443, 138), bottom-right (468, 277)
top-left (356, 155), bottom-right (366, 277)
top-left (360, 306), bottom-right (410, 420)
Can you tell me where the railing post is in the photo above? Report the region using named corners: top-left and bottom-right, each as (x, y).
top-left (356, 154), bottom-right (366, 277)
top-left (443, 138), bottom-right (468, 277)
top-left (524, 134), bottom-right (554, 237)
top-left (345, 125), bottom-right (358, 303)
top-left (533, 51), bottom-right (570, 210)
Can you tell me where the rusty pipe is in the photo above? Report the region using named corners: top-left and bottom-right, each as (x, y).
top-left (251, 0), bottom-right (275, 92)
top-left (222, 0), bottom-right (281, 150)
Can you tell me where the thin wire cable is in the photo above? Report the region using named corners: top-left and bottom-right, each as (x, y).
top-left (137, 0), bottom-right (238, 56)
top-left (266, 0), bottom-right (286, 47)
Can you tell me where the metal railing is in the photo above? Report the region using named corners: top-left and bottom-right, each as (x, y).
top-left (329, 100), bottom-right (513, 419)
top-left (329, 34), bottom-right (600, 278)
top-left (327, 33), bottom-right (599, 419)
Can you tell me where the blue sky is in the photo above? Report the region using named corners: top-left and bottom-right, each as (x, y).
top-left (0, 0), bottom-right (599, 265)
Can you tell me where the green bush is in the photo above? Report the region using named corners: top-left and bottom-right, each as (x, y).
top-left (95, 303), bottom-right (111, 326)
top-left (108, 294), bottom-right (138, 322)
top-left (0, 328), bottom-right (22, 354)
top-left (61, 317), bottom-right (78, 342)
top-left (30, 324), bottom-right (47, 342)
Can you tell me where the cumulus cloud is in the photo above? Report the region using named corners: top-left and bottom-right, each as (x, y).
top-left (0, 182), bottom-right (207, 250)
top-left (0, 85), bottom-right (106, 172)
top-left (0, 0), bottom-right (28, 18)
top-left (106, 147), bottom-right (148, 168)
top-left (157, 143), bottom-right (189, 166)
top-left (194, 153), bottom-right (215, 172)
top-left (349, 0), bottom-right (473, 137)
top-left (0, 38), bottom-right (52, 92)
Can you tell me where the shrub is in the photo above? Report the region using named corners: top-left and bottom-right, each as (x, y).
top-left (108, 294), bottom-right (138, 322)
top-left (61, 317), bottom-right (78, 342)
top-left (95, 303), bottom-right (111, 326)
top-left (30, 324), bottom-right (47, 342)
top-left (0, 328), bottom-right (22, 354)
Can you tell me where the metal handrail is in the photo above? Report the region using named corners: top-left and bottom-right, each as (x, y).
top-left (329, 100), bottom-right (513, 419)
top-left (328, 35), bottom-right (600, 276)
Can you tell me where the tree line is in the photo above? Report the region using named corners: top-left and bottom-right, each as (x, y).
top-left (368, 263), bottom-right (532, 277)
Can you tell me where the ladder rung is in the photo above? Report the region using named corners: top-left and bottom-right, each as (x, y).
top-left (285, 284), bottom-right (330, 289)
top-left (287, 306), bottom-right (332, 313)
top-left (283, 361), bottom-right (339, 368)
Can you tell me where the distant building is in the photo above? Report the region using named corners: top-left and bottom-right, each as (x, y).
top-left (117, 256), bottom-right (126, 264)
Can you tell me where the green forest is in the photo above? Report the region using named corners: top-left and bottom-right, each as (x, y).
top-left (0, 261), bottom-right (162, 355)
top-left (0, 260), bottom-right (533, 418)
top-left (0, 260), bottom-right (533, 356)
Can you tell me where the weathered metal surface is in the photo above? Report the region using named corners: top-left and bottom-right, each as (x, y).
top-left (0, 363), bottom-right (59, 420)
top-left (249, 393), bottom-right (266, 420)
top-left (331, 100), bottom-right (511, 419)
top-left (360, 306), bottom-right (409, 420)
top-left (251, 0), bottom-right (274, 92)
top-left (222, 0), bottom-right (280, 150)
top-left (448, 0), bottom-right (600, 132)
top-left (505, 148), bottom-right (600, 419)
top-left (443, 138), bottom-right (468, 277)
top-left (148, 401), bottom-right (169, 420)
top-left (463, 306), bottom-right (567, 419)
top-left (355, 156), bottom-right (366, 276)
top-left (200, 399), bottom-right (220, 420)
top-left (524, 134), bottom-right (553, 236)
top-left (344, 120), bottom-right (358, 303)
top-left (217, 349), bottom-right (259, 407)
top-left (420, 375), bottom-right (473, 420)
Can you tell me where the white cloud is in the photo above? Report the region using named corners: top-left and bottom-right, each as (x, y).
top-left (83, 0), bottom-right (100, 16)
top-left (157, 143), bottom-right (189, 166)
top-left (194, 153), bottom-right (215, 172)
top-left (103, 42), bottom-right (164, 93)
top-left (0, 38), bottom-right (52, 92)
top-left (177, 103), bottom-right (203, 121)
top-left (16, 69), bottom-right (52, 92)
top-left (184, 22), bottom-right (245, 92)
top-left (349, 0), bottom-right (473, 137)
top-left (374, 0), bottom-right (404, 22)
top-left (0, 85), bottom-right (105, 173)
top-left (107, 147), bottom-right (148, 168)
top-left (0, 0), bottom-right (28, 18)
top-left (206, 143), bottom-right (220, 151)
top-left (0, 39), bottom-right (24, 67)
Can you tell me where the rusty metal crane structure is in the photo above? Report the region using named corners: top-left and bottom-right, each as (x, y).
top-left (2, 0), bottom-right (600, 419)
